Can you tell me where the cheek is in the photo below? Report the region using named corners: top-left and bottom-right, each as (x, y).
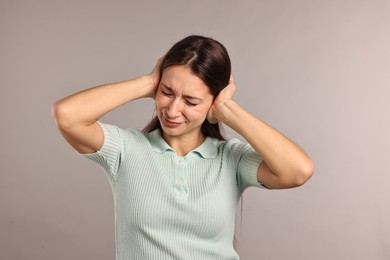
top-left (187, 105), bottom-right (212, 121)
top-left (155, 94), bottom-right (168, 108)
top-left (200, 101), bottom-right (213, 115)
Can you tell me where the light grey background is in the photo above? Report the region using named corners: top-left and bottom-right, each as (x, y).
top-left (1, 0), bottom-right (389, 259)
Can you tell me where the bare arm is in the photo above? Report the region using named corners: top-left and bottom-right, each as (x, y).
top-left (52, 59), bottom-right (161, 154)
top-left (207, 77), bottom-right (314, 189)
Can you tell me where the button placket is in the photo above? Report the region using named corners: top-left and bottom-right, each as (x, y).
top-left (173, 157), bottom-right (189, 203)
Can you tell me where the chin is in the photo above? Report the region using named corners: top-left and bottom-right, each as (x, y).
top-left (163, 127), bottom-right (185, 136)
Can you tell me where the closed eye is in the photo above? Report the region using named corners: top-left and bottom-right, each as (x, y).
top-left (185, 100), bottom-right (197, 106)
top-left (161, 90), bottom-right (173, 96)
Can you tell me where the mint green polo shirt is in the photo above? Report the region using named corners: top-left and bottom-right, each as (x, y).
top-left (83, 121), bottom-right (265, 260)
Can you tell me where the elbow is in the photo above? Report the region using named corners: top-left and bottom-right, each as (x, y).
top-left (294, 159), bottom-right (315, 187)
top-left (264, 159), bottom-right (314, 189)
top-left (51, 100), bottom-right (72, 130)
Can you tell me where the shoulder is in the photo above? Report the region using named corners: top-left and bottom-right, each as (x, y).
top-left (98, 121), bottom-right (142, 135)
top-left (216, 138), bottom-right (251, 154)
top-left (97, 121), bottom-right (150, 146)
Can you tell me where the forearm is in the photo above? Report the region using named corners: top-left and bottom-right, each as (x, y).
top-left (217, 100), bottom-right (313, 181)
top-left (53, 75), bottom-right (154, 127)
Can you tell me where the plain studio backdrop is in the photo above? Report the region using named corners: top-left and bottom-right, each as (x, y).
top-left (1, 0), bottom-right (389, 259)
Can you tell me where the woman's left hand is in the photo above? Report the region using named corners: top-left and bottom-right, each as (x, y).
top-left (207, 76), bottom-right (236, 124)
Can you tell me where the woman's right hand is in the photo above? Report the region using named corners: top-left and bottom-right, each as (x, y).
top-left (146, 57), bottom-right (163, 98)
top-left (52, 57), bottom-right (165, 154)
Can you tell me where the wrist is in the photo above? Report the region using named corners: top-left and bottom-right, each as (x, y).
top-left (140, 75), bottom-right (159, 98)
top-left (214, 100), bottom-right (245, 128)
top-left (215, 99), bottom-right (236, 120)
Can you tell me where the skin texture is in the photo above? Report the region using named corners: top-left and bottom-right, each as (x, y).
top-left (155, 65), bottom-right (214, 156)
top-left (52, 59), bottom-right (314, 190)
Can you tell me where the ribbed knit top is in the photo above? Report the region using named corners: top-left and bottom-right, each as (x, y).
top-left (83, 122), bottom-right (265, 260)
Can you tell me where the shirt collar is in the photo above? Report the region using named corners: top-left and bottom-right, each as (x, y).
top-left (148, 129), bottom-right (218, 159)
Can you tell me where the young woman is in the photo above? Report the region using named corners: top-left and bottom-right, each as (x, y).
top-left (52, 35), bottom-right (314, 259)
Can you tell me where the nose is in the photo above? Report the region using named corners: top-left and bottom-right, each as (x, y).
top-left (166, 98), bottom-right (183, 118)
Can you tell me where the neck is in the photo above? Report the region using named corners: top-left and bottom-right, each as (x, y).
top-left (162, 131), bottom-right (205, 156)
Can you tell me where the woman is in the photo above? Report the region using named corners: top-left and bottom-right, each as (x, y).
top-left (52, 35), bottom-right (314, 259)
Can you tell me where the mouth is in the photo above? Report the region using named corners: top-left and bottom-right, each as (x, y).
top-left (163, 117), bottom-right (183, 128)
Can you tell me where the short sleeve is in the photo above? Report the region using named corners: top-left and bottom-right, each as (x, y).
top-left (226, 139), bottom-right (267, 191)
top-left (81, 121), bottom-right (126, 181)
top-left (237, 144), bottom-right (266, 190)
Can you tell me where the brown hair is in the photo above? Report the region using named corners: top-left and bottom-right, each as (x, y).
top-left (142, 35), bottom-right (231, 140)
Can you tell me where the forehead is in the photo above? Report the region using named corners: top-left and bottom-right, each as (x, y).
top-left (161, 65), bottom-right (212, 96)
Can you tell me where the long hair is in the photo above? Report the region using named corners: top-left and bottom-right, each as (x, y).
top-left (142, 35), bottom-right (231, 140)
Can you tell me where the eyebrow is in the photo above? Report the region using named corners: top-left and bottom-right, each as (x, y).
top-left (161, 83), bottom-right (203, 101)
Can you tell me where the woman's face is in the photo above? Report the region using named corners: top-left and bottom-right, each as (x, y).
top-left (155, 65), bottom-right (214, 141)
